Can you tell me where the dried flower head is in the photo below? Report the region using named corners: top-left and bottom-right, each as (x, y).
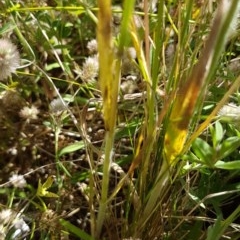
top-left (19, 105), bottom-right (39, 120)
top-left (0, 39), bottom-right (20, 81)
top-left (9, 174), bottom-right (27, 188)
top-left (39, 209), bottom-right (58, 232)
top-left (80, 55), bottom-right (99, 83)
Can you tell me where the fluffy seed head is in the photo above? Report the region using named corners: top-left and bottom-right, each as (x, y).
top-left (80, 55), bottom-right (99, 83)
top-left (0, 208), bottom-right (30, 239)
top-left (0, 39), bottom-right (20, 81)
top-left (87, 39), bottom-right (98, 54)
top-left (125, 47), bottom-right (137, 60)
top-left (218, 103), bottom-right (240, 121)
top-left (19, 105), bottom-right (40, 120)
top-left (50, 98), bottom-right (67, 113)
top-left (0, 209), bottom-right (14, 225)
top-left (12, 218), bottom-right (30, 238)
top-left (9, 174), bottom-right (27, 188)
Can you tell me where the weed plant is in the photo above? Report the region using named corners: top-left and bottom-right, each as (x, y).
top-left (0, 0), bottom-right (240, 239)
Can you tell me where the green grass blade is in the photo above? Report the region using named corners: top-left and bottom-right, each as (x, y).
top-left (59, 219), bottom-right (95, 240)
top-left (95, 0), bottom-right (115, 238)
top-left (207, 205), bottom-right (240, 240)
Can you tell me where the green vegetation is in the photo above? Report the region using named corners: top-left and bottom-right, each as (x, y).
top-left (1, 0), bottom-right (240, 239)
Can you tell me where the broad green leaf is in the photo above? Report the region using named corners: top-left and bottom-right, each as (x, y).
top-left (215, 160), bottom-right (240, 170)
top-left (58, 141), bottom-right (85, 157)
top-left (192, 138), bottom-right (214, 167)
top-left (219, 137), bottom-right (240, 159)
top-left (211, 121), bottom-right (224, 148)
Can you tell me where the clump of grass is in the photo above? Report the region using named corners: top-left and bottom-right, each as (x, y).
top-left (1, 0), bottom-right (240, 239)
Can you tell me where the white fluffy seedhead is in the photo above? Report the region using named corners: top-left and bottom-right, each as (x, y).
top-left (0, 39), bottom-right (20, 81)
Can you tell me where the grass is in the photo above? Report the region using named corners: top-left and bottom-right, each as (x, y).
top-left (1, 0), bottom-right (240, 239)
